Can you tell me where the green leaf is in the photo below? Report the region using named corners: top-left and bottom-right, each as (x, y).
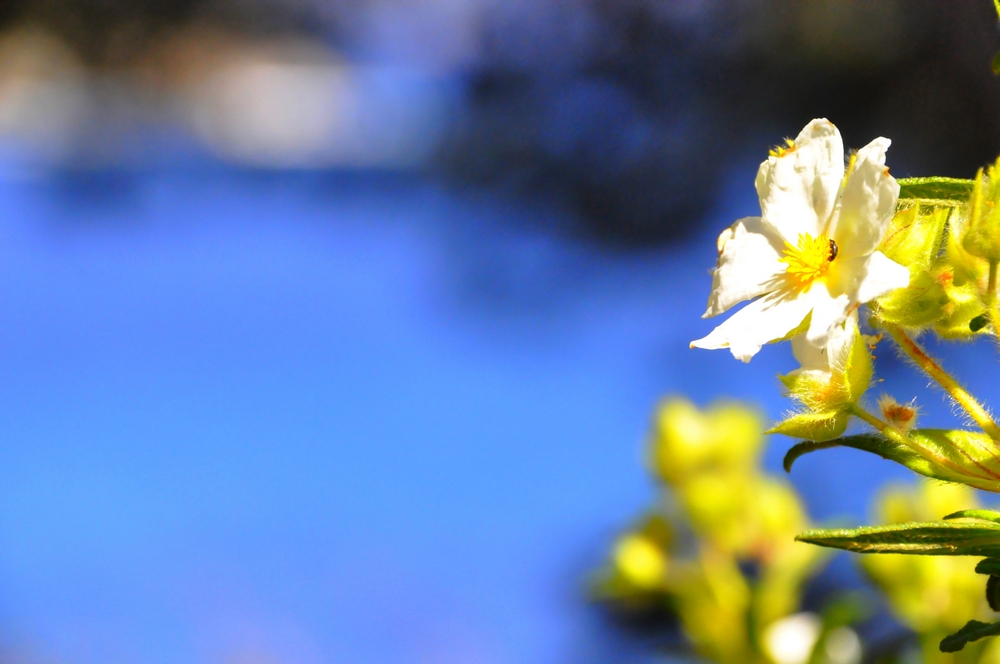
top-left (941, 620), bottom-right (1000, 652)
top-left (993, 51), bottom-right (1000, 75)
top-left (796, 520), bottom-right (1000, 556)
top-left (976, 558), bottom-right (1000, 575)
top-left (783, 441), bottom-right (840, 473)
top-left (944, 509), bottom-right (1000, 524)
top-left (897, 177), bottom-right (974, 201)
top-left (988, 575), bottom-right (1000, 611)
top-left (768, 410), bottom-right (849, 442)
top-left (782, 429), bottom-right (1000, 493)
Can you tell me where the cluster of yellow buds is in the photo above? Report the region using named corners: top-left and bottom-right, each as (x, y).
top-left (874, 170), bottom-right (1000, 339)
top-left (593, 399), bottom-right (837, 664)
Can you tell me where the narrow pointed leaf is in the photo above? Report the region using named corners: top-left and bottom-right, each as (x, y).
top-left (944, 510), bottom-right (1000, 524)
top-left (976, 558), bottom-right (1000, 575)
top-left (941, 620), bottom-right (1000, 652)
top-left (796, 520), bottom-right (1000, 556)
top-left (783, 441), bottom-right (840, 473)
top-left (783, 430), bottom-right (1000, 493)
top-left (897, 177), bottom-right (974, 201)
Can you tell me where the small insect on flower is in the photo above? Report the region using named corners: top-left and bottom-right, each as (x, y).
top-left (828, 239), bottom-right (838, 262)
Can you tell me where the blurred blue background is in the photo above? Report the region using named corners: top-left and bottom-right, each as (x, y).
top-left (0, 1), bottom-right (996, 662)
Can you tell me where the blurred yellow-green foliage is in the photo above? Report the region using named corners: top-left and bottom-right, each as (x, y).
top-left (593, 398), bottom-right (832, 664)
top-left (862, 482), bottom-right (1000, 663)
top-left (593, 398), bottom-right (1000, 663)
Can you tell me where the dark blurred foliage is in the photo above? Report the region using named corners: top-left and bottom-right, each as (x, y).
top-left (3, 0), bottom-right (1000, 248)
top-left (0, 0), bottom-right (328, 67)
top-left (445, 0), bottom-right (1000, 246)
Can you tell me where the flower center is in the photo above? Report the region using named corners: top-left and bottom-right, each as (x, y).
top-left (781, 233), bottom-right (837, 287)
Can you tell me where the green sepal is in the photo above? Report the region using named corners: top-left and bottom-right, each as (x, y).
top-left (768, 410), bottom-right (849, 443)
top-left (874, 206), bottom-right (950, 327)
top-left (796, 520), bottom-right (1000, 556)
top-left (874, 270), bottom-right (948, 328)
top-left (941, 620), bottom-right (1000, 653)
top-left (880, 206), bottom-right (949, 270)
top-left (944, 510), bottom-right (1000, 524)
top-left (897, 177), bottom-right (974, 202)
top-left (976, 558), bottom-right (1000, 575)
top-left (934, 280), bottom-right (990, 339)
top-left (783, 429), bottom-right (1000, 493)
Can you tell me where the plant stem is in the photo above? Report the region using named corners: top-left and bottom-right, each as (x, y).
top-left (848, 403), bottom-right (885, 432)
top-left (988, 261), bottom-right (1000, 333)
top-left (847, 403), bottom-right (917, 449)
top-left (884, 322), bottom-right (1000, 443)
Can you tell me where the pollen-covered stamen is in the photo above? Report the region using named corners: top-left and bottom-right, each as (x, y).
top-left (780, 233), bottom-right (836, 287)
top-left (769, 138), bottom-right (796, 158)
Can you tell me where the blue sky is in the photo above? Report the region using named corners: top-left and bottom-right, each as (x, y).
top-left (0, 163), bottom-right (970, 663)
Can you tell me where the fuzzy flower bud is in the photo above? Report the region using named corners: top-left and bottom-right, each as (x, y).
top-left (649, 399), bottom-right (763, 485)
top-left (769, 315), bottom-right (871, 441)
top-left (962, 159), bottom-right (1000, 263)
top-left (877, 394), bottom-right (918, 433)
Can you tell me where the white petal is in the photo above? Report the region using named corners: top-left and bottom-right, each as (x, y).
top-left (831, 137), bottom-right (899, 258)
top-left (792, 312), bottom-right (857, 372)
top-left (755, 119), bottom-right (844, 242)
top-left (703, 216), bottom-right (786, 317)
top-left (691, 289), bottom-right (813, 363)
top-left (791, 333), bottom-right (829, 372)
top-left (855, 251), bottom-right (910, 304)
top-left (805, 284), bottom-right (852, 346)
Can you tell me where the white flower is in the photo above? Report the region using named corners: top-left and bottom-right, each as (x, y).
top-left (691, 119), bottom-right (909, 362)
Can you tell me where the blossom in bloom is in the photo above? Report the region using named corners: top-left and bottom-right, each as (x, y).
top-left (691, 119), bottom-right (909, 362)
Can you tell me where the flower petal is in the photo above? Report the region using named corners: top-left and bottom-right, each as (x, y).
top-left (791, 334), bottom-right (829, 373)
top-left (703, 216), bottom-right (786, 317)
top-left (691, 289), bottom-right (812, 363)
top-left (831, 137), bottom-right (899, 258)
top-left (755, 119), bottom-right (844, 242)
top-left (855, 250), bottom-right (910, 304)
top-left (805, 283), bottom-right (852, 346)
top-left (792, 311), bottom-right (857, 373)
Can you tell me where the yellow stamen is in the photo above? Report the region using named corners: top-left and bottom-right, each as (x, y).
top-left (769, 138), bottom-right (796, 158)
top-left (781, 233), bottom-right (834, 287)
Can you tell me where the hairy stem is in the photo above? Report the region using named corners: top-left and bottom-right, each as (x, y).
top-left (847, 403), bottom-right (914, 449)
top-left (885, 322), bottom-right (1000, 443)
top-left (988, 261), bottom-right (1000, 334)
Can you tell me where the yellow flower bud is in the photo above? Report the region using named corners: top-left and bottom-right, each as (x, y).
top-left (648, 399), bottom-right (763, 485)
top-left (962, 159), bottom-right (1000, 263)
top-left (613, 534), bottom-right (667, 591)
top-left (874, 206), bottom-right (950, 329)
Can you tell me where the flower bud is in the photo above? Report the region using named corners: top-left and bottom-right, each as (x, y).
top-left (874, 206), bottom-right (950, 328)
top-left (649, 399), bottom-right (763, 485)
top-left (877, 394), bottom-right (918, 433)
top-left (771, 317), bottom-right (871, 441)
top-left (962, 160), bottom-right (1000, 263)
